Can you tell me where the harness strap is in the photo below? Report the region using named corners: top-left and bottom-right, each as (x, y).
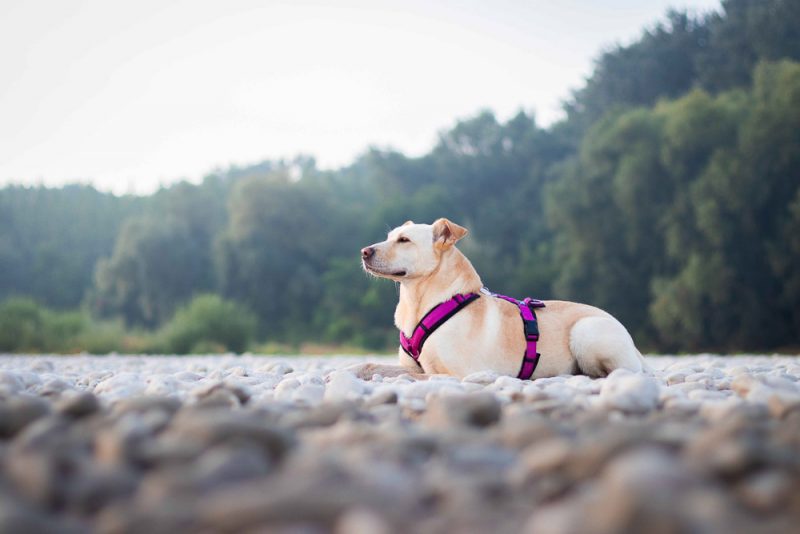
top-left (517, 297), bottom-right (544, 380)
top-left (400, 292), bottom-right (480, 362)
top-left (483, 290), bottom-right (545, 380)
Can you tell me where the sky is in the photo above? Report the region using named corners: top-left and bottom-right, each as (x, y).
top-left (0, 0), bottom-right (720, 195)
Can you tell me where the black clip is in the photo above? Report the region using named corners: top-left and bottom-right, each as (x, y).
top-left (523, 318), bottom-right (539, 340)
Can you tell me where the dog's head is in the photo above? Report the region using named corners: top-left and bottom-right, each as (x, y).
top-left (361, 218), bottom-right (468, 281)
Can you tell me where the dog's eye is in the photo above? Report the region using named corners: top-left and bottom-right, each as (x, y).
top-left (397, 236), bottom-right (410, 243)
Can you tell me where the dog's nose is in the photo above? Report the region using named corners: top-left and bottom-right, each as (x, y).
top-left (361, 246), bottom-right (374, 260)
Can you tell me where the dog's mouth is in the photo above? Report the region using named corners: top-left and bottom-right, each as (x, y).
top-left (363, 262), bottom-right (407, 278)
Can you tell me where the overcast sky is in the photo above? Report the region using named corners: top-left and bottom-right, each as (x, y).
top-left (0, 0), bottom-right (720, 194)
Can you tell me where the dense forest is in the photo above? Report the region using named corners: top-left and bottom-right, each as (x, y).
top-left (1, 0), bottom-right (799, 354)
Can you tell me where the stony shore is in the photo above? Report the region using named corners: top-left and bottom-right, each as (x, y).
top-left (0, 354), bottom-right (799, 533)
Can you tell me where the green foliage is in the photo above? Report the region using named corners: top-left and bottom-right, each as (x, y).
top-left (0, 186), bottom-right (142, 309)
top-left (158, 294), bottom-right (257, 354)
top-left (553, 60), bottom-right (800, 351)
top-left (0, 297), bottom-right (86, 352)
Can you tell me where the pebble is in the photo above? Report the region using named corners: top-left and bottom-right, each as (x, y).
top-left (325, 370), bottom-right (364, 401)
top-left (599, 373), bottom-right (660, 413)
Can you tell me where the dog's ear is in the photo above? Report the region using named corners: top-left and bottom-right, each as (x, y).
top-left (403, 220), bottom-right (414, 226)
top-left (432, 218), bottom-right (468, 248)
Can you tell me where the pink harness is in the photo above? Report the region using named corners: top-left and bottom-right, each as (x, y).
top-left (399, 289), bottom-right (545, 380)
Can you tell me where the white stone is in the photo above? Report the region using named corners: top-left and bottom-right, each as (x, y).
top-left (274, 377), bottom-right (302, 401)
top-left (145, 375), bottom-right (182, 397)
top-left (0, 371), bottom-right (23, 392)
top-left (325, 370), bottom-right (364, 401)
top-left (599, 373), bottom-right (660, 413)
top-left (292, 383), bottom-right (325, 404)
top-left (462, 370), bottom-right (500, 385)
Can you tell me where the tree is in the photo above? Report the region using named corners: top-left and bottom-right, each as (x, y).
top-left (91, 216), bottom-right (211, 328)
top-left (216, 172), bottom-right (339, 341)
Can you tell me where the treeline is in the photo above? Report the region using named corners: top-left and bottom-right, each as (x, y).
top-left (1, 0), bottom-right (798, 353)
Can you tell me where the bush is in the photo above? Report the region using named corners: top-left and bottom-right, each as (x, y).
top-left (159, 294), bottom-right (257, 354)
top-left (0, 297), bottom-right (90, 352)
top-left (0, 297), bottom-right (44, 351)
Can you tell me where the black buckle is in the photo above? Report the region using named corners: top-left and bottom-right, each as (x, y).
top-left (524, 319), bottom-right (539, 340)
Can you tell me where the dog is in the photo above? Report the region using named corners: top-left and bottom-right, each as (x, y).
top-left (354, 218), bottom-right (650, 381)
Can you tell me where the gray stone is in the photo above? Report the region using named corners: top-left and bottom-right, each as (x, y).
top-left (365, 388), bottom-right (398, 407)
top-left (36, 377), bottom-right (74, 398)
top-left (66, 464), bottom-right (139, 515)
top-left (112, 396), bottom-right (181, 417)
top-left (736, 470), bottom-right (793, 512)
top-left (424, 392), bottom-right (501, 428)
top-left (165, 408), bottom-right (295, 461)
top-left (56, 391), bottom-right (101, 419)
top-left (0, 498), bottom-right (85, 534)
top-left (138, 444), bottom-right (271, 505)
top-left (599, 373), bottom-right (660, 413)
top-left (193, 380), bottom-right (251, 405)
top-left (0, 371), bottom-right (23, 393)
top-left (0, 394), bottom-right (51, 438)
top-left (335, 507), bottom-right (392, 534)
top-left (325, 371), bottom-right (364, 401)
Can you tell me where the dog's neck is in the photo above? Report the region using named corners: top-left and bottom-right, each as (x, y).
top-left (395, 246), bottom-right (482, 336)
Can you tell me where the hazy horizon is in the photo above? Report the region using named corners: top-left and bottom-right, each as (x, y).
top-left (1, 0), bottom-right (720, 195)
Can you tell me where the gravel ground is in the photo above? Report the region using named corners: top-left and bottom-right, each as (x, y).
top-left (0, 353), bottom-right (799, 534)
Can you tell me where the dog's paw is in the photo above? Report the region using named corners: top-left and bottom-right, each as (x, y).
top-left (344, 362), bottom-right (379, 381)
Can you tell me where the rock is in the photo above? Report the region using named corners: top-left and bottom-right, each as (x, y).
top-left (259, 361), bottom-right (293, 375)
top-left (599, 373), bottom-right (660, 413)
top-left (0, 394), bottom-right (51, 438)
top-left (401, 380), bottom-right (463, 400)
top-left (365, 388), bottom-right (398, 407)
top-left (665, 371), bottom-right (689, 385)
top-left (731, 374), bottom-right (758, 397)
top-left (193, 388), bottom-right (240, 409)
top-left (424, 392), bottom-right (501, 428)
top-left (517, 437), bottom-right (573, 476)
top-left (56, 391), bottom-right (101, 419)
top-left (492, 375), bottom-right (524, 393)
top-left (292, 383), bottom-right (325, 404)
top-left (174, 371), bottom-right (202, 382)
top-left (768, 393), bottom-right (800, 418)
top-left (36, 377), bottom-right (74, 398)
top-left (93, 373), bottom-right (147, 400)
top-left (165, 409), bottom-right (295, 461)
top-left (274, 377), bottom-right (301, 401)
top-left (462, 370), bottom-right (500, 385)
top-left (193, 472), bottom-right (393, 531)
top-left (0, 499), bottom-right (84, 534)
top-left (335, 507), bottom-right (392, 534)
top-left (138, 444), bottom-right (271, 504)
top-left (0, 371), bottom-right (24, 393)
top-left (325, 371), bottom-right (365, 401)
top-left (95, 419), bottom-right (153, 467)
top-left (736, 470), bottom-right (793, 512)
top-left (112, 396), bottom-right (182, 417)
top-left (191, 380), bottom-right (251, 405)
top-left (65, 464), bottom-right (139, 515)
top-left (144, 375), bottom-right (182, 397)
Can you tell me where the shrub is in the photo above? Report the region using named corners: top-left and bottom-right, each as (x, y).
top-left (0, 298), bottom-right (91, 352)
top-left (0, 297), bottom-right (44, 351)
top-left (159, 294), bottom-right (257, 354)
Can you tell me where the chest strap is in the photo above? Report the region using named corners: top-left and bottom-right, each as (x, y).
top-left (400, 292), bottom-right (480, 361)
